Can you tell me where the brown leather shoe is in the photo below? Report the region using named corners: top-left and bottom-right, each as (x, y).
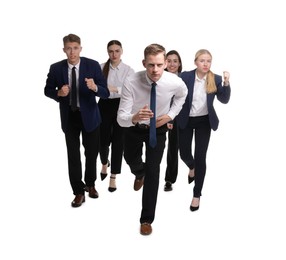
top-left (84, 186), bottom-right (99, 198)
top-left (134, 176), bottom-right (144, 191)
top-left (140, 223), bottom-right (152, 235)
top-left (71, 194), bottom-right (85, 207)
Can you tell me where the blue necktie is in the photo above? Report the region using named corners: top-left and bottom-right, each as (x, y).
top-left (149, 82), bottom-right (157, 148)
top-left (71, 66), bottom-right (77, 111)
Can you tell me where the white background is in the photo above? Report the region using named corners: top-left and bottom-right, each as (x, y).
top-left (1, 0), bottom-right (285, 259)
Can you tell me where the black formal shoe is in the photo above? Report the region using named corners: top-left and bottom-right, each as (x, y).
top-left (71, 194), bottom-right (85, 207)
top-left (100, 160), bottom-right (110, 181)
top-left (190, 197), bottom-right (200, 211)
top-left (108, 176), bottom-right (117, 192)
top-left (134, 176), bottom-right (144, 191)
top-left (84, 186), bottom-right (99, 198)
top-left (164, 181), bottom-right (173, 191)
top-left (188, 176), bottom-right (195, 184)
top-left (140, 223), bottom-right (152, 235)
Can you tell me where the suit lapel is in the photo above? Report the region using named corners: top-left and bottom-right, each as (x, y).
top-left (62, 61), bottom-right (69, 85)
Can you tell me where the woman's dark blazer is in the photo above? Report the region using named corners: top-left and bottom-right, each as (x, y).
top-left (176, 69), bottom-right (231, 131)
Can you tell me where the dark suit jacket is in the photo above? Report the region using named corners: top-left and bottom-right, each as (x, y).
top-left (177, 69), bottom-right (231, 131)
top-left (44, 57), bottom-right (109, 133)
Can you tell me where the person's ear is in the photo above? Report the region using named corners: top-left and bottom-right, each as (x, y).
top-left (163, 60), bottom-right (167, 69)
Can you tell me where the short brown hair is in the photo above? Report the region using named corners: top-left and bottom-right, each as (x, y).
top-left (144, 43), bottom-right (166, 59)
top-left (63, 34), bottom-right (81, 45)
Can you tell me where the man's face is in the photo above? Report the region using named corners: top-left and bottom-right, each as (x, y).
top-left (63, 41), bottom-right (82, 65)
top-left (143, 53), bottom-right (166, 82)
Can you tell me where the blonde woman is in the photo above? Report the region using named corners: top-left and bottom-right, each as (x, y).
top-left (177, 49), bottom-right (231, 211)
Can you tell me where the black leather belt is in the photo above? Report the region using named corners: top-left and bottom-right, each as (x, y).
top-left (135, 123), bottom-right (149, 129)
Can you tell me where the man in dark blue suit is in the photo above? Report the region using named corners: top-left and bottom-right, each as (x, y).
top-left (44, 34), bottom-right (109, 207)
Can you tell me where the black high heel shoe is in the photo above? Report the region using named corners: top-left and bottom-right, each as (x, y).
top-left (188, 176), bottom-right (195, 184)
top-left (108, 176), bottom-right (117, 192)
top-left (190, 204), bottom-right (199, 211)
top-left (100, 160), bottom-right (110, 181)
top-left (190, 197), bottom-right (200, 211)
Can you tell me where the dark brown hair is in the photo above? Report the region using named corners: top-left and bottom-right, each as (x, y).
top-left (165, 50), bottom-right (183, 73)
top-left (102, 40), bottom-right (122, 79)
top-left (63, 34), bottom-right (81, 45)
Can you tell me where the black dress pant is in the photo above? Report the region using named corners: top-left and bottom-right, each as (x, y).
top-left (124, 125), bottom-right (167, 224)
top-left (98, 98), bottom-right (123, 174)
top-left (65, 110), bottom-right (100, 195)
top-left (165, 119), bottom-right (179, 183)
top-left (179, 115), bottom-right (211, 198)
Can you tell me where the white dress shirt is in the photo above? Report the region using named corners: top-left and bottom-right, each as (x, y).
top-left (117, 70), bottom-right (188, 127)
top-left (189, 73), bottom-right (208, 116)
top-left (101, 61), bottom-right (135, 99)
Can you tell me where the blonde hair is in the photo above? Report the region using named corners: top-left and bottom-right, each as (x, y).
top-left (194, 49), bottom-right (217, 94)
top-left (144, 43), bottom-right (166, 59)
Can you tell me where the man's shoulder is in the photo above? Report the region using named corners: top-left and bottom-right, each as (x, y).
top-left (123, 70), bottom-right (145, 87)
top-left (50, 59), bottom-right (67, 67)
top-left (80, 57), bottom-right (99, 65)
top-left (129, 70), bottom-right (145, 80)
top-left (163, 71), bottom-right (185, 84)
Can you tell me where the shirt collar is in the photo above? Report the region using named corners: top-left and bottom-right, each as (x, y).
top-left (195, 72), bottom-right (206, 82)
top-left (145, 70), bottom-right (166, 86)
top-left (110, 60), bottom-right (122, 70)
top-left (68, 59), bottom-right (80, 70)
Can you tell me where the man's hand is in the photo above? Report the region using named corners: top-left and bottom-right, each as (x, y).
top-left (57, 84), bottom-right (70, 97)
top-left (156, 115), bottom-right (172, 128)
top-left (132, 104), bottom-right (153, 124)
top-left (85, 78), bottom-right (97, 92)
top-left (223, 71), bottom-right (230, 86)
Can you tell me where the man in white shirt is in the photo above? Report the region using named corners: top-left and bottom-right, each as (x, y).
top-left (117, 43), bottom-right (187, 235)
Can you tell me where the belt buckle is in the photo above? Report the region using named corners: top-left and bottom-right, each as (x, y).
top-left (137, 123), bottom-right (149, 129)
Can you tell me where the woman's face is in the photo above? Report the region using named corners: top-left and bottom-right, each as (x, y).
top-left (166, 54), bottom-right (180, 74)
top-left (195, 53), bottom-right (212, 75)
top-left (108, 44), bottom-right (122, 64)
